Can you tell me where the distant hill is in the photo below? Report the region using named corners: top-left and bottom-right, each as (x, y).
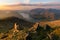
top-left (30, 8), bottom-right (60, 22)
top-left (0, 11), bottom-right (23, 19)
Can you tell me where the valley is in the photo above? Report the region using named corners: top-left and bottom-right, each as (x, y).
top-left (0, 8), bottom-right (60, 40)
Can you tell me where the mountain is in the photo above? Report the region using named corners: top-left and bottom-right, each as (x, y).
top-left (0, 10), bottom-right (33, 22)
top-left (0, 17), bottom-right (60, 40)
top-left (0, 17), bottom-right (35, 32)
top-left (30, 8), bottom-right (60, 22)
top-left (0, 9), bottom-right (60, 40)
top-left (0, 11), bottom-right (23, 19)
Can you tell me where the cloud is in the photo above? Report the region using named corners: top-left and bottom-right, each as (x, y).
top-left (24, 0), bottom-right (30, 4)
top-left (20, 13), bottom-right (32, 21)
top-left (46, 2), bottom-right (60, 4)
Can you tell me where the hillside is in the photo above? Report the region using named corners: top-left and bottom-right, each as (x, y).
top-left (0, 11), bottom-right (23, 19)
top-left (39, 20), bottom-right (60, 28)
top-left (0, 8), bottom-right (60, 40)
top-left (0, 17), bottom-right (35, 33)
top-left (30, 8), bottom-right (60, 22)
top-left (0, 19), bottom-right (60, 40)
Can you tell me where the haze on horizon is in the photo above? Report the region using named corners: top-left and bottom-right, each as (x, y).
top-left (0, 0), bottom-right (60, 10)
top-left (0, 0), bottom-right (60, 5)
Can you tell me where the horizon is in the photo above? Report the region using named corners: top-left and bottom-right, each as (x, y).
top-left (0, 0), bottom-right (60, 10)
top-left (0, 0), bottom-right (60, 5)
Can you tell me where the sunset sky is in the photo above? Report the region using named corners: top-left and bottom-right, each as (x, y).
top-left (0, 0), bottom-right (60, 5)
top-left (0, 0), bottom-right (60, 10)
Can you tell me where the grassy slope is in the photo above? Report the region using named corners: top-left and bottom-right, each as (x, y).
top-left (39, 20), bottom-right (60, 28)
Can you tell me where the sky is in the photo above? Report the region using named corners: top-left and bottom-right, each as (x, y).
top-left (0, 0), bottom-right (60, 5)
